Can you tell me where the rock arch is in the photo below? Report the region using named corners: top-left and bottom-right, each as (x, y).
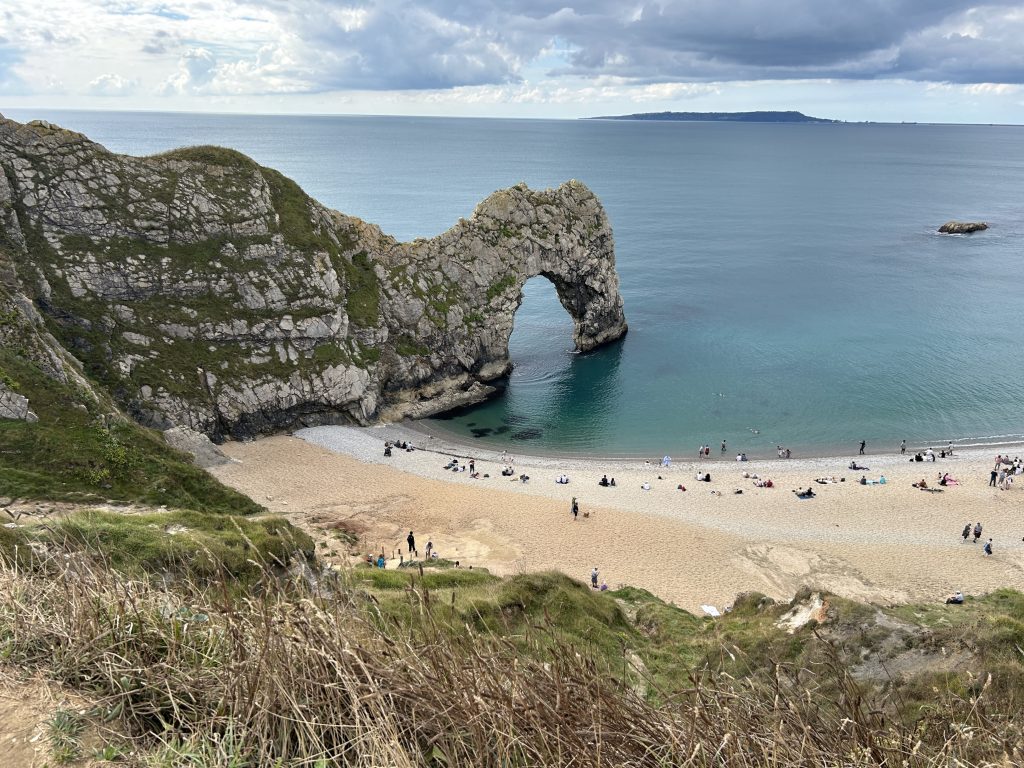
top-left (374, 181), bottom-right (628, 420)
top-left (0, 115), bottom-right (628, 435)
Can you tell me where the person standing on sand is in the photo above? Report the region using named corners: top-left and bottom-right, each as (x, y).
top-left (962, 523), bottom-right (971, 543)
top-left (407, 530), bottom-right (416, 556)
top-left (900, 440), bottom-right (906, 455)
top-left (973, 522), bottom-right (983, 542)
top-left (571, 497), bottom-right (579, 520)
top-left (990, 467), bottom-right (998, 487)
top-left (859, 440), bottom-right (866, 455)
top-left (591, 567), bottom-right (599, 589)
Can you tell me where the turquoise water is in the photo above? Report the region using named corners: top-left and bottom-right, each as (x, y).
top-left (7, 109), bottom-right (1024, 456)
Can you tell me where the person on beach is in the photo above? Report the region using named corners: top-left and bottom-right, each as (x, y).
top-left (425, 540), bottom-right (433, 558)
top-left (571, 497), bottom-right (579, 520)
top-left (984, 538), bottom-right (993, 556)
top-left (900, 439), bottom-right (906, 455)
top-left (591, 567), bottom-right (599, 589)
top-left (989, 467), bottom-right (998, 487)
top-left (600, 579), bottom-right (608, 592)
top-left (859, 440), bottom-right (866, 455)
top-left (407, 531), bottom-right (416, 556)
top-left (946, 590), bottom-right (964, 604)
top-left (641, 481), bottom-right (651, 491)
top-left (599, 474), bottom-right (609, 487)
top-left (721, 440), bottom-right (727, 454)
top-left (973, 522), bottom-right (983, 542)
top-left (961, 523), bottom-right (971, 543)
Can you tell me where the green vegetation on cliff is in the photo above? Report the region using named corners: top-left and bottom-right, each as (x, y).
top-left (0, 345), bottom-right (260, 513)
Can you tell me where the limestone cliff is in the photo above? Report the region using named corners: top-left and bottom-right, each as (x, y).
top-left (0, 115), bottom-right (627, 440)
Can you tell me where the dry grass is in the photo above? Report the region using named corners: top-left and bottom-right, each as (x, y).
top-left (1, 547), bottom-right (1021, 767)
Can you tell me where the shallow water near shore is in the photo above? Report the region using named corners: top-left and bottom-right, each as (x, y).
top-left (9, 109), bottom-right (1024, 457)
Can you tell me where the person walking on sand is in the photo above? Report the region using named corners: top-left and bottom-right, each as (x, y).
top-left (984, 538), bottom-right (993, 556)
top-left (407, 530), bottom-right (416, 556)
top-left (859, 440), bottom-right (866, 455)
top-left (571, 497), bottom-right (579, 521)
top-left (900, 439), bottom-right (906, 455)
top-left (973, 522), bottom-right (983, 543)
top-left (591, 567), bottom-right (599, 589)
top-left (962, 523), bottom-right (971, 543)
top-left (990, 467), bottom-right (998, 487)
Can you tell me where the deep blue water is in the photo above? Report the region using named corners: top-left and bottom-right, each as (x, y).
top-left (6, 108), bottom-right (1024, 457)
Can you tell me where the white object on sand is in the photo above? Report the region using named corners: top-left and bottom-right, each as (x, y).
top-left (701, 604), bottom-right (721, 617)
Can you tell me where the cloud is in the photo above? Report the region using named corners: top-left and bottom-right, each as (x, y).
top-left (88, 73), bottom-right (138, 96)
top-left (161, 47), bottom-right (218, 94)
top-left (265, 0), bottom-right (525, 90)
top-left (5, 0), bottom-right (1024, 108)
top-left (141, 29), bottom-right (182, 55)
top-left (0, 35), bottom-right (25, 91)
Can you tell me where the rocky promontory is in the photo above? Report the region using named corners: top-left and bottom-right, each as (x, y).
top-left (0, 116), bottom-right (627, 440)
top-left (938, 221), bottom-right (988, 234)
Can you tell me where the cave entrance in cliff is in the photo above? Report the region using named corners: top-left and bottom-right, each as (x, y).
top-left (507, 276), bottom-right (576, 381)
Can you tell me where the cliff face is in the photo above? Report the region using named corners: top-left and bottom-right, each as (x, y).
top-left (0, 116), bottom-right (627, 440)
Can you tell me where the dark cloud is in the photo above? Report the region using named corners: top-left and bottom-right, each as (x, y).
top-left (266, 0), bottom-right (523, 90)
top-left (141, 29), bottom-right (182, 55)
top-left (236, 1), bottom-right (1024, 91)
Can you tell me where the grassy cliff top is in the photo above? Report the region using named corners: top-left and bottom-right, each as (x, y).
top-left (1, 541), bottom-right (1021, 766)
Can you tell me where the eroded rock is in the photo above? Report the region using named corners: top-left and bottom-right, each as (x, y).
top-left (938, 221), bottom-right (988, 234)
top-left (0, 116), bottom-right (627, 440)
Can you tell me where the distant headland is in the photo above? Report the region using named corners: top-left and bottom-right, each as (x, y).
top-left (588, 110), bottom-right (839, 124)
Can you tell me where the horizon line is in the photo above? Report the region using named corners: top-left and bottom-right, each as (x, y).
top-left (2, 105), bottom-right (1023, 128)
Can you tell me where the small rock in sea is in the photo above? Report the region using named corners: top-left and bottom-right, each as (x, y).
top-left (938, 221), bottom-right (988, 234)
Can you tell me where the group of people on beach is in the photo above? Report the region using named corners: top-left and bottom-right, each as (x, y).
top-left (989, 456), bottom-right (1023, 490)
top-left (960, 522), bottom-right (994, 555)
top-left (383, 440), bottom-right (414, 457)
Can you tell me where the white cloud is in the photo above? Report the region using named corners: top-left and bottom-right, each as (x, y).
top-left (0, 0), bottom-right (1023, 121)
top-left (88, 73), bottom-right (137, 96)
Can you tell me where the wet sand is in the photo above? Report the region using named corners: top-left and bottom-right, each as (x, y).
top-left (211, 428), bottom-right (1024, 612)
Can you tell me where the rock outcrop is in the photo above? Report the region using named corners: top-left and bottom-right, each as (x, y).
top-left (163, 426), bottom-right (231, 468)
top-left (0, 115), bottom-right (627, 440)
top-left (938, 221), bottom-right (988, 234)
top-left (0, 383), bottom-right (37, 422)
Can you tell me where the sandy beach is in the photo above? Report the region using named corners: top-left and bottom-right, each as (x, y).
top-left (210, 425), bottom-right (1024, 612)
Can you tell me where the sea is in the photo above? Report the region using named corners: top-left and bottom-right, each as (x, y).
top-left (5, 108), bottom-right (1024, 458)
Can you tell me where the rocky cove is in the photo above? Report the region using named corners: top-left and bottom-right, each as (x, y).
top-left (0, 116), bottom-right (627, 440)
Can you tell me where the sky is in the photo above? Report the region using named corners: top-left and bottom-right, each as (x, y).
top-left (2, 1), bottom-right (1024, 123)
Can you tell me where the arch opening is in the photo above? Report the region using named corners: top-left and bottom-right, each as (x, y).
top-left (508, 275), bottom-right (576, 368)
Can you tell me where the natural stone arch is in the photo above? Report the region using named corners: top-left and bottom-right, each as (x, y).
top-left (0, 115), bottom-right (628, 436)
top-left (382, 179), bottom-right (628, 382)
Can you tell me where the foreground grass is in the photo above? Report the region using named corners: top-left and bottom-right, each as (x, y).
top-left (3, 545), bottom-right (1020, 767)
